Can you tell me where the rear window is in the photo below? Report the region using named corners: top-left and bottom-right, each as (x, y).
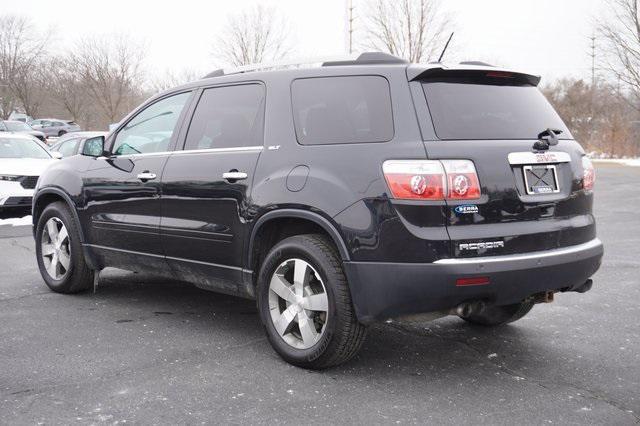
top-left (291, 76), bottom-right (394, 145)
top-left (422, 80), bottom-right (571, 140)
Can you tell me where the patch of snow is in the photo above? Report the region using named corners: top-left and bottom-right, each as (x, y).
top-left (0, 215), bottom-right (32, 227)
top-left (591, 158), bottom-right (640, 167)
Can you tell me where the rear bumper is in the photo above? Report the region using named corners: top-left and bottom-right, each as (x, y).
top-left (343, 238), bottom-right (604, 324)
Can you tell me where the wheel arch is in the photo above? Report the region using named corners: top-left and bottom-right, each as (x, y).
top-left (247, 209), bottom-right (350, 273)
top-left (32, 188), bottom-right (85, 243)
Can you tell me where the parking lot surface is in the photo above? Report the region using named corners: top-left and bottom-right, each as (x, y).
top-left (0, 164), bottom-right (639, 425)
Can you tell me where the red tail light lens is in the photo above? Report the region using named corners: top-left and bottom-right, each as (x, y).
top-left (382, 160), bottom-right (446, 200)
top-left (441, 160), bottom-right (481, 200)
top-left (383, 159), bottom-right (481, 200)
top-left (582, 156), bottom-right (595, 191)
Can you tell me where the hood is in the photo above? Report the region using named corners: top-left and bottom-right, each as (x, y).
top-left (0, 158), bottom-right (57, 176)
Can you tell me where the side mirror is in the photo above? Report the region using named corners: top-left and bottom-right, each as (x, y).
top-left (51, 151), bottom-right (63, 159)
top-left (82, 136), bottom-right (106, 157)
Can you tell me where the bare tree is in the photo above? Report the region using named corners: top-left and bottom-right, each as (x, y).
top-left (49, 57), bottom-right (90, 123)
top-left (598, 0), bottom-right (640, 109)
top-left (363, 0), bottom-right (449, 63)
top-left (148, 68), bottom-right (200, 93)
top-left (74, 35), bottom-right (146, 126)
top-left (0, 15), bottom-right (49, 119)
top-left (212, 5), bottom-right (291, 67)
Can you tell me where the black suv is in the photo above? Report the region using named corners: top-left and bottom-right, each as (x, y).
top-left (32, 53), bottom-right (603, 369)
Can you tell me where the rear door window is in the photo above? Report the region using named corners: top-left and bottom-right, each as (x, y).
top-left (183, 84), bottom-right (265, 151)
top-left (422, 77), bottom-right (570, 140)
top-left (291, 76), bottom-right (394, 145)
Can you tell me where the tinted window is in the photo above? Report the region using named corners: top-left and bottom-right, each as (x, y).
top-left (113, 92), bottom-right (190, 155)
top-left (291, 76), bottom-right (394, 145)
top-left (0, 137), bottom-right (50, 159)
top-left (184, 84), bottom-right (264, 151)
top-left (422, 81), bottom-right (571, 140)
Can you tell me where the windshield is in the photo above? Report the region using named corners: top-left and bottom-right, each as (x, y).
top-left (0, 137), bottom-right (50, 159)
top-left (4, 121), bottom-right (32, 131)
top-left (422, 81), bottom-right (571, 140)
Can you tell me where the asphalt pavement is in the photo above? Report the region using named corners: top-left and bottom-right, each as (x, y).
top-left (0, 164), bottom-right (638, 425)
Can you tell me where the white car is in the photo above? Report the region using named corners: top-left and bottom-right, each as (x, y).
top-left (0, 134), bottom-right (60, 212)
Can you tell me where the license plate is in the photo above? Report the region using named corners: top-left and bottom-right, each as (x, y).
top-left (523, 165), bottom-right (560, 194)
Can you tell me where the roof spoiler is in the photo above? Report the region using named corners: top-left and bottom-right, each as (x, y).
top-left (408, 65), bottom-right (541, 86)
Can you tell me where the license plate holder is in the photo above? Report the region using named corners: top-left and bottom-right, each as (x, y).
top-left (523, 164), bottom-right (560, 195)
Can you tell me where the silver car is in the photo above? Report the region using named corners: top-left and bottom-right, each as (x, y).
top-left (50, 131), bottom-right (108, 157)
top-left (30, 118), bottom-right (81, 138)
top-left (0, 120), bottom-right (47, 142)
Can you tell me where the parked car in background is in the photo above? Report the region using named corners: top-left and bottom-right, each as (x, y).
top-left (0, 133), bottom-right (60, 213)
top-left (0, 120), bottom-right (47, 142)
top-left (50, 131), bottom-right (108, 157)
top-left (30, 119), bottom-right (81, 138)
top-left (8, 112), bottom-right (34, 123)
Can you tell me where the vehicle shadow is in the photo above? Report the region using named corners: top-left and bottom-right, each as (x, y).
top-left (75, 268), bottom-right (595, 390)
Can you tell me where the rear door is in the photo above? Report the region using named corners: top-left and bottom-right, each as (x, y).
top-left (160, 83), bottom-right (265, 295)
top-left (412, 70), bottom-right (595, 259)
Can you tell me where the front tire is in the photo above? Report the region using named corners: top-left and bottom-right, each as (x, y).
top-left (458, 301), bottom-right (535, 326)
top-left (35, 202), bottom-right (93, 293)
top-left (257, 234), bottom-right (366, 369)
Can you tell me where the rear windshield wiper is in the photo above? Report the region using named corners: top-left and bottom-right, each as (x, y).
top-left (533, 128), bottom-right (562, 151)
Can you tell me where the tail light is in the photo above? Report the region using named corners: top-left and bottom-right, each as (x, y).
top-left (582, 156), bottom-right (595, 191)
top-left (382, 159), bottom-right (481, 200)
top-left (441, 160), bottom-right (482, 200)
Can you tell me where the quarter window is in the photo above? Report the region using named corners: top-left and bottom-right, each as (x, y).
top-left (183, 84), bottom-right (265, 151)
top-left (112, 92), bottom-right (191, 155)
top-left (291, 76), bottom-right (394, 145)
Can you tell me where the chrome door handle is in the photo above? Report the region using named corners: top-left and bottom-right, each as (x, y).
top-left (222, 171), bottom-right (248, 181)
top-left (137, 172), bottom-right (157, 181)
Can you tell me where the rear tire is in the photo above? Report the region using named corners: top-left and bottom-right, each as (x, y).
top-left (58, 130), bottom-right (66, 137)
top-left (458, 301), bottom-right (534, 326)
top-left (257, 234), bottom-right (366, 369)
top-left (35, 202), bottom-right (93, 293)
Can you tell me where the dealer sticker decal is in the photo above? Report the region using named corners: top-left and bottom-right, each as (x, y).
top-left (454, 205), bottom-right (479, 215)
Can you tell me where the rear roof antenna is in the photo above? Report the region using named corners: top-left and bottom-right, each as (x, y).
top-left (437, 32), bottom-right (454, 63)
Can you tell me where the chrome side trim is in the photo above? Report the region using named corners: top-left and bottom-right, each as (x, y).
top-left (172, 146), bottom-right (264, 156)
top-left (434, 238), bottom-right (602, 265)
top-left (508, 151), bottom-right (571, 165)
top-left (100, 146), bottom-right (264, 159)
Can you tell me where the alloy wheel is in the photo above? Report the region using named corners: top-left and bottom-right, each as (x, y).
top-left (268, 258), bottom-right (329, 349)
top-left (41, 217), bottom-right (71, 280)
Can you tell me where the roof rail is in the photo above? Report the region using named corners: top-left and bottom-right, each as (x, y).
top-left (203, 52), bottom-right (407, 79)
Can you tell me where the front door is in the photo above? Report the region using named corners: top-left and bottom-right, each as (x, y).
top-left (160, 83), bottom-right (265, 295)
top-left (81, 91), bottom-right (193, 273)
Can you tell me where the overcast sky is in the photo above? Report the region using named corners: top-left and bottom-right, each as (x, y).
top-left (7, 0), bottom-right (605, 85)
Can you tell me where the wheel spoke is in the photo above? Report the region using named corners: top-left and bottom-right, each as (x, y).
top-left (58, 250), bottom-right (71, 270)
top-left (302, 293), bottom-right (328, 312)
top-left (269, 274), bottom-right (296, 303)
top-left (47, 255), bottom-right (58, 278)
top-left (46, 220), bottom-right (58, 242)
top-left (292, 259), bottom-right (309, 297)
top-left (41, 243), bottom-right (55, 256)
top-left (298, 311), bottom-right (319, 347)
top-left (273, 305), bottom-right (297, 337)
top-left (57, 226), bottom-right (68, 245)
